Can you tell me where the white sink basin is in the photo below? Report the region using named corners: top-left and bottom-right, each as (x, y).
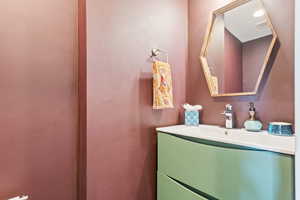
top-left (156, 124), bottom-right (295, 155)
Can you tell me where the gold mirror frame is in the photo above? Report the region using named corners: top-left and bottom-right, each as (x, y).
top-left (200, 0), bottom-right (278, 97)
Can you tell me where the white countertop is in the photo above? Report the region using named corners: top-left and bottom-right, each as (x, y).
top-left (157, 125), bottom-right (296, 155)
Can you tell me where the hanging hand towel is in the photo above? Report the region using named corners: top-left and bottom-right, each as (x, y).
top-left (152, 61), bottom-right (174, 109)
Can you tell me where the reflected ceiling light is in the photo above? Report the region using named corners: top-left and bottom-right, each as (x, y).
top-left (253, 9), bottom-right (265, 18)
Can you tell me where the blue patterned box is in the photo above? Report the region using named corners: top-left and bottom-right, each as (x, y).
top-left (185, 110), bottom-right (200, 126)
top-left (268, 122), bottom-right (293, 136)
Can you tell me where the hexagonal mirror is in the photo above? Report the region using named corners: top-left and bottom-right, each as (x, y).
top-left (200, 0), bottom-right (277, 97)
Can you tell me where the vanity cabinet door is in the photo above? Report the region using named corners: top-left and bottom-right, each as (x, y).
top-left (158, 172), bottom-right (209, 200)
top-left (158, 132), bottom-right (294, 200)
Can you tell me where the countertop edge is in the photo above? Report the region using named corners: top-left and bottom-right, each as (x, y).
top-left (156, 125), bottom-right (296, 155)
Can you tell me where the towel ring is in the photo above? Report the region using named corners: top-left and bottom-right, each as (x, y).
top-left (150, 49), bottom-right (169, 63)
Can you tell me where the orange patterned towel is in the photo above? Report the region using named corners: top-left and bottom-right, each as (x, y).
top-left (152, 61), bottom-right (174, 109)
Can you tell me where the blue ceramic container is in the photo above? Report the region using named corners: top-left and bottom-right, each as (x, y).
top-left (244, 120), bottom-right (263, 132)
top-left (268, 122), bottom-right (293, 136)
top-left (185, 110), bottom-right (200, 126)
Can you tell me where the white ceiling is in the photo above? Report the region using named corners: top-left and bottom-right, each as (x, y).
top-left (223, 0), bottom-right (272, 43)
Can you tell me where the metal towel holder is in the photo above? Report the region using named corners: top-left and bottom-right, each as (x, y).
top-left (150, 49), bottom-right (169, 63)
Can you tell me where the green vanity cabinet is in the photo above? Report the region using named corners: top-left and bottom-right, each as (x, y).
top-left (157, 132), bottom-right (294, 200)
top-left (158, 172), bottom-right (208, 200)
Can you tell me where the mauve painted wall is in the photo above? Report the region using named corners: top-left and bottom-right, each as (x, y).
top-left (0, 1), bottom-right (78, 199)
top-left (86, 0), bottom-right (188, 199)
top-left (224, 28), bottom-right (243, 93)
top-left (206, 16), bottom-right (225, 91)
top-left (78, 0), bottom-right (87, 199)
top-left (188, 0), bottom-right (294, 128)
top-left (243, 35), bottom-right (273, 91)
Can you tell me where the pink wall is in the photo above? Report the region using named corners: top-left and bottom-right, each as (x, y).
top-left (206, 21), bottom-right (243, 94)
top-left (0, 0), bottom-right (78, 199)
top-left (0, 1), bottom-right (293, 199)
top-left (86, 0), bottom-right (188, 199)
top-left (188, 0), bottom-right (294, 128)
top-left (224, 29), bottom-right (243, 93)
top-left (78, 0), bottom-right (87, 199)
top-left (242, 35), bottom-right (273, 91)
top-left (206, 16), bottom-right (225, 91)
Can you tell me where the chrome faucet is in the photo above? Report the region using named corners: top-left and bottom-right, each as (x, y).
top-left (221, 104), bottom-right (234, 129)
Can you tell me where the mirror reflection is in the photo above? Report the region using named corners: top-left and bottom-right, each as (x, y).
top-left (205, 0), bottom-right (275, 95)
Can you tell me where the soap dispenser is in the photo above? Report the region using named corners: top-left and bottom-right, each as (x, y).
top-left (244, 102), bottom-right (263, 132)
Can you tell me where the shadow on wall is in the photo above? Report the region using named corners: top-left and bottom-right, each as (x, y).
top-left (136, 70), bottom-right (185, 199)
top-left (136, 72), bottom-right (158, 200)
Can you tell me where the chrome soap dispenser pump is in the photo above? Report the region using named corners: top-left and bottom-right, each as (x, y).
top-left (222, 104), bottom-right (234, 129)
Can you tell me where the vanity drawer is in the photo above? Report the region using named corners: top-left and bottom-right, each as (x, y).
top-left (158, 172), bottom-right (209, 200)
top-left (158, 132), bottom-right (294, 200)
